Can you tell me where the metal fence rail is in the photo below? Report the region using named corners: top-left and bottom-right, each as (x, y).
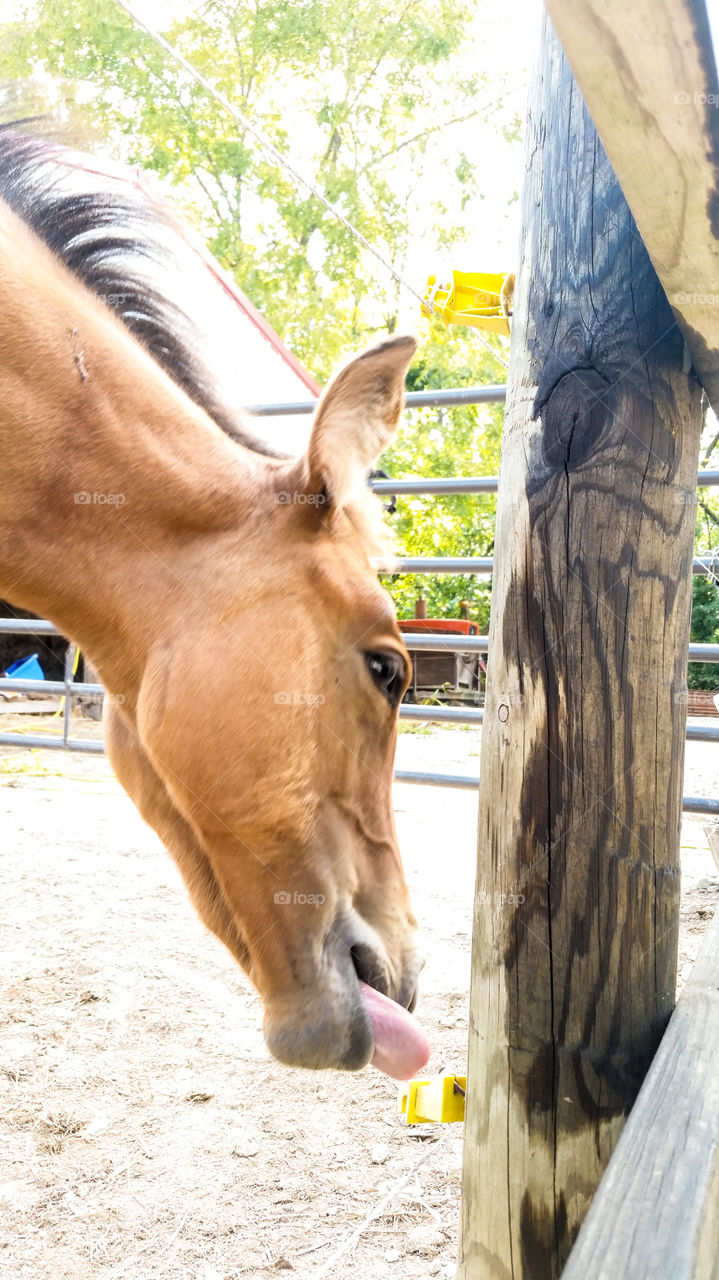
top-left (248, 385), bottom-right (508, 416)
top-left (0, 732), bottom-right (104, 753)
top-left (391, 555), bottom-right (718, 576)
top-left (0, 619), bottom-right (62, 635)
top-left (401, 704), bottom-right (483, 724)
top-left (399, 634), bottom-right (719, 662)
top-left (0, 678), bottom-right (103, 696)
top-left (371, 469), bottom-right (719, 496)
top-left (393, 770), bottom-right (719, 815)
top-left (392, 556), bottom-right (494, 574)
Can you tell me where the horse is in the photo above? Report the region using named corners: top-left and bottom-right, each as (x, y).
top-left (0, 124), bottom-right (429, 1080)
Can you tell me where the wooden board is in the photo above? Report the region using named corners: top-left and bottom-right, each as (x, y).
top-left (546, 0), bottom-right (719, 415)
top-left (561, 906), bottom-right (719, 1279)
top-left (456, 15), bottom-right (704, 1279)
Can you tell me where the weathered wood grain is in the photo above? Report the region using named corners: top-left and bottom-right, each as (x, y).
top-left (561, 906), bottom-right (719, 1280)
top-left (456, 17), bottom-right (703, 1280)
top-left (546, 0), bottom-right (719, 414)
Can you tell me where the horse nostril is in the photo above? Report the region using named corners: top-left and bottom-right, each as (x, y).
top-left (350, 943), bottom-right (390, 997)
top-left (399, 955), bottom-right (424, 1011)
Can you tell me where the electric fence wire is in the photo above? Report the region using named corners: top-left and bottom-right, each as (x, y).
top-left (705, 546), bottom-right (719, 587)
top-left (113, 0), bottom-right (510, 372)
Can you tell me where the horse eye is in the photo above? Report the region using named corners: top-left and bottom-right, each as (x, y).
top-left (365, 652), bottom-right (406, 708)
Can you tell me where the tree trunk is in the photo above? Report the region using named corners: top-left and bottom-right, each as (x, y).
top-left (457, 16), bottom-right (702, 1279)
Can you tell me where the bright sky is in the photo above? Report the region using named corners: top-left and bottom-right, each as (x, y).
top-left (404, 0), bottom-right (719, 324)
top-left (400, 0), bottom-right (541, 325)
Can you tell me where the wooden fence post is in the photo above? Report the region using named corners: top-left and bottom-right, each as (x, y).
top-left (456, 16), bottom-right (703, 1279)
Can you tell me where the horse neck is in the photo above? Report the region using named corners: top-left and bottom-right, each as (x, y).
top-left (0, 201), bottom-right (267, 700)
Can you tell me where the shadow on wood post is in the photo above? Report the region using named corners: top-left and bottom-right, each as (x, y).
top-left (456, 15), bottom-right (703, 1280)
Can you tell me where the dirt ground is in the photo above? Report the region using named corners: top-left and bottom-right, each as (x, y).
top-left (1, 713), bottom-right (717, 1280)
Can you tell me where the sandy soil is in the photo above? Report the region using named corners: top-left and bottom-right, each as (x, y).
top-left (0, 715), bottom-right (717, 1279)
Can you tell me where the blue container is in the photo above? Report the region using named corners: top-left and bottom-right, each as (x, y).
top-left (3, 653), bottom-right (45, 681)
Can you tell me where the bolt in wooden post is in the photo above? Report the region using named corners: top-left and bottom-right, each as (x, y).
top-left (457, 17), bottom-right (703, 1279)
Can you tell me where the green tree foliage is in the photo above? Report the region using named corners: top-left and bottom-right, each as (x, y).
top-left (380, 320), bottom-right (503, 625)
top-left (689, 573), bottom-right (719, 691)
top-left (0, 0), bottom-right (510, 380)
top-left (689, 414), bottom-right (719, 690)
top-left (685, 488), bottom-right (711, 696)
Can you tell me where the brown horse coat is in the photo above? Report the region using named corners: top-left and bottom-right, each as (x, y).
top-left (0, 141), bottom-right (428, 1076)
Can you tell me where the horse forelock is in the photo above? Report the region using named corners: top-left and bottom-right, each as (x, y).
top-left (0, 122), bottom-right (285, 458)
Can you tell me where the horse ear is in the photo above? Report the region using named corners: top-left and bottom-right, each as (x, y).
top-left (306, 336), bottom-right (416, 506)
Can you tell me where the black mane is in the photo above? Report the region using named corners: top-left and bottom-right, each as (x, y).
top-left (0, 124), bottom-right (283, 456)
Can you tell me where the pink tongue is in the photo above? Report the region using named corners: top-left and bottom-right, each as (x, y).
top-left (358, 980), bottom-right (431, 1080)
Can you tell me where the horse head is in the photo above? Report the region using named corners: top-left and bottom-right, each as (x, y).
top-left (107, 336), bottom-right (429, 1078)
top-left (0, 125), bottom-right (429, 1078)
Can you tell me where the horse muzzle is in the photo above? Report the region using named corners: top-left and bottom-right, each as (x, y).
top-left (260, 915), bottom-right (427, 1074)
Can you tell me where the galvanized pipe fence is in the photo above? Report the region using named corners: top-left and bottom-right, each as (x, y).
top-left (2, 385), bottom-right (718, 812)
